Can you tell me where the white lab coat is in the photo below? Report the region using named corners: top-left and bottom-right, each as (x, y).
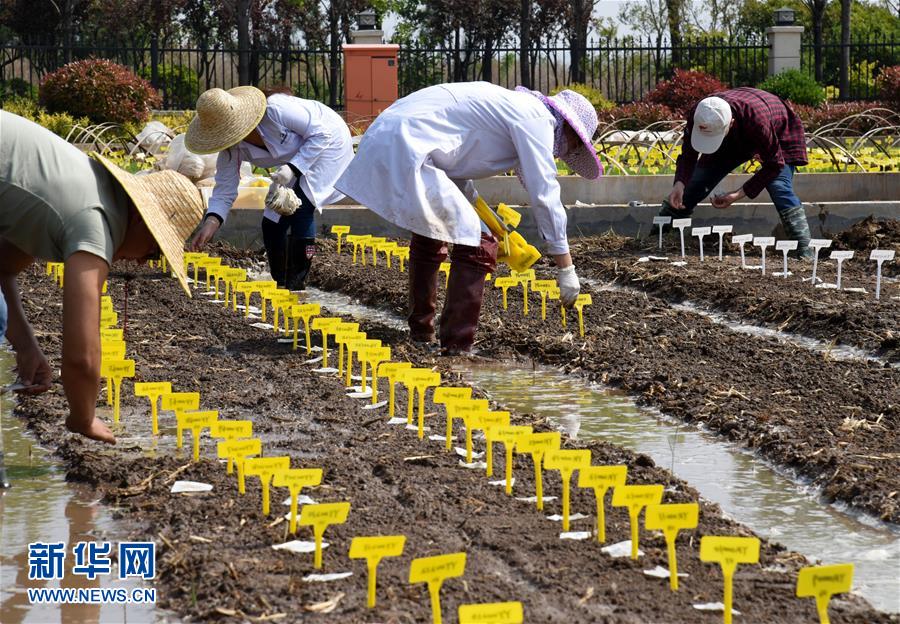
top-left (335, 82), bottom-right (569, 255)
top-left (207, 93), bottom-right (353, 223)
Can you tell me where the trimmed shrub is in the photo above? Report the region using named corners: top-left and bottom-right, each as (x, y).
top-left (40, 59), bottom-right (161, 124)
top-left (876, 65), bottom-right (900, 107)
top-left (0, 78), bottom-right (37, 102)
top-left (1, 96), bottom-right (89, 139)
top-left (551, 83), bottom-right (614, 112)
top-left (599, 102), bottom-right (677, 130)
top-left (790, 101), bottom-right (892, 132)
top-left (757, 69), bottom-right (826, 106)
top-left (138, 64), bottom-right (199, 109)
top-left (645, 69), bottom-right (727, 115)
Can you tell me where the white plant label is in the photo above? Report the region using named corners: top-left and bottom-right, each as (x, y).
top-left (753, 237), bottom-right (775, 275)
top-left (731, 234), bottom-right (753, 269)
top-left (870, 249), bottom-right (895, 300)
top-left (692, 227), bottom-right (711, 262)
top-left (672, 218), bottom-right (692, 259)
top-left (712, 225), bottom-right (733, 260)
top-left (830, 250), bottom-right (854, 290)
top-left (653, 216), bottom-right (672, 249)
top-left (775, 240), bottom-right (798, 278)
top-left (807, 238), bottom-right (833, 284)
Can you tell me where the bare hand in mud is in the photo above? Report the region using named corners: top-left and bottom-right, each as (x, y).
top-left (190, 218), bottom-right (220, 251)
top-left (667, 182), bottom-right (685, 210)
top-left (15, 349), bottom-right (52, 394)
top-left (65, 415), bottom-right (116, 444)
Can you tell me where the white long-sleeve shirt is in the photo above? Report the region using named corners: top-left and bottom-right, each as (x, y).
top-left (207, 93), bottom-right (353, 223)
top-left (335, 82), bottom-right (569, 254)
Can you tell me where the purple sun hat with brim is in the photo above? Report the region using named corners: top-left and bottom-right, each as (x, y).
top-left (515, 86), bottom-right (603, 180)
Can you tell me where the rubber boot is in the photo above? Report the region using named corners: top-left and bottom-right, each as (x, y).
top-left (286, 236), bottom-right (315, 291)
top-left (779, 204), bottom-right (813, 260)
top-left (408, 234), bottom-right (448, 343)
top-left (439, 233), bottom-right (498, 355)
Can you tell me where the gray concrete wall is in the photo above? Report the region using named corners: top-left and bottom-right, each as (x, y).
top-left (216, 173), bottom-right (900, 248)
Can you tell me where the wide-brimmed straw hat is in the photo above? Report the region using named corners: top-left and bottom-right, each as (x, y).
top-left (515, 87), bottom-right (603, 179)
top-left (93, 154), bottom-right (205, 295)
top-left (184, 86), bottom-right (267, 154)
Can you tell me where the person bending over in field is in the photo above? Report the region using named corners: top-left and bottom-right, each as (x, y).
top-left (0, 111), bottom-right (203, 444)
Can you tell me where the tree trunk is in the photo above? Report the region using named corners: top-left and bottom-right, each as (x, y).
top-left (237, 0), bottom-right (251, 86)
top-left (328, 2), bottom-right (340, 108)
top-left (666, 0), bottom-right (683, 68)
top-left (520, 0), bottom-right (532, 88)
top-left (569, 0), bottom-right (588, 83)
top-left (839, 0), bottom-right (851, 99)
top-left (810, 0), bottom-right (825, 83)
top-left (481, 39), bottom-right (493, 82)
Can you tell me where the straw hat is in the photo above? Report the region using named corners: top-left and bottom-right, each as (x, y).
top-left (515, 87), bottom-right (603, 180)
top-left (184, 86), bottom-right (268, 154)
top-left (93, 154), bottom-right (205, 295)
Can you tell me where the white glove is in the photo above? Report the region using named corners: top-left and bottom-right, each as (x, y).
top-left (557, 265), bottom-right (580, 308)
top-left (265, 182), bottom-right (300, 216)
top-left (271, 164), bottom-right (297, 187)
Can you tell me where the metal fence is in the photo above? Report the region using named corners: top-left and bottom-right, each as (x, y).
top-left (0, 35), bottom-right (895, 110)
top-left (801, 34), bottom-right (899, 100)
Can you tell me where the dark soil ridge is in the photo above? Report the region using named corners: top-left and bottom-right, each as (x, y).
top-left (307, 245), bottom-right (900, 524)
top-left (568, 236), bottom-right (900, 364)
top-left (10, 264), bottom-right (894, 623)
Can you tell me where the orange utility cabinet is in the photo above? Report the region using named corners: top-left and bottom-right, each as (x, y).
top-left (343, 44), bottom-right (399, 119)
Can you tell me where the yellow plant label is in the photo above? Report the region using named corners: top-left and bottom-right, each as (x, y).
top-left (211, 420), bottom-right (252, 439)
top-left (380, 362), bottom-right (413, 418)
top-left (578, 465), bottom-right (627, 543)
top-left (611, 484), bottom-right (664, 560)
top-left (645, 502), bottom-right (699, 591)
top-left (299, 502), bottom-right (352, 569)
top-left (575, 293), bottom-right (593, 307)
top-left (532, 279), bottom-right (556, 291)
top-left (458, 602), bottom-right (523, 624)
top-left (134, 381), bottom-right (171, 397)
top-left (161, 392), bottom-right (200, 414)
top-left (409, 552), bottom-right (467, 624)
top-left (101, 296), bottom-right (114, 314)
top-left (331, 225), bottom-right (351, 234)
top-left (700, 536), bottom-right (760, 624)
top-left (274, 467), bottom-right (323, 533)
top-left (100, 359), bottom-right (134, 378)
top-left (518, 431), bottom-right (561, 510)
top-left (217, 438), bottom-right (261, 494)
top-left (101, 341), bottom-right (126, 361)
top-left (797, 563), bottom-right (854, 624)
top-left (349, 535), bottom-right (407, 608)
top-left (497, 204), bottom-right (521, 228)
top-left (544, 449), bottom-right (591, 532)
top-left (100, 328), bottom-right (123, 342)
top-left (244, 456), bottom-right (291, 516)
top-left (512, 269), bottom-right (535, 283)
top-left (487, 425), bottom-right (532, 494)
top-left (433, 387), bottom-right (472, 404)
top-left (471, 412), bottom-right (510, 477)
top-left (176, 410), bottom-right (218, 462)
top-left (447, 399), bottom-right (489, 458)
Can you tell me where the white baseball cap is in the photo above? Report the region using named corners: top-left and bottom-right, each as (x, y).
top-left (690, 96), bottom-right (732, 154)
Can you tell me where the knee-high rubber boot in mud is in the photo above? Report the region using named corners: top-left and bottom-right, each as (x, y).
top-left (779, 204), bottom-right (813, 260)
top-left (408, 234), bottom-right (448, 343)
top-left (286, 236), bottom-right (315, 291)
top-left (439, 233), bottom-right (498, 355)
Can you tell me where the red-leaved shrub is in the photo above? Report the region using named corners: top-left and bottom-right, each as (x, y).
top-left (789, 101), bottom-right (893, 132)
top-left (645, 69), bottom-right (727, 115)
top-left (40, 59), bottom-right (161, 124)
top-left (599, 102), bottom-right (676, 130)
top-left (876, 65), bottom-right (900, 108)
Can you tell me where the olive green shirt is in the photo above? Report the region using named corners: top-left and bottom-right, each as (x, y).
top-left (0, 110), bottom-right (129, 264)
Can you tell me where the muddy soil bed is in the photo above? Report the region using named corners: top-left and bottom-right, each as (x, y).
top-left (307, 244), bottom-right (900, 524)
top-left (10, 264), bottom-right (894, 623)
top-left (568, 229), bottom-right (900, 364)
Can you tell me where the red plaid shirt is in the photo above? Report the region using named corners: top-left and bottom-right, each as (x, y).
top-left (674, 87), bottom-right (808, 199)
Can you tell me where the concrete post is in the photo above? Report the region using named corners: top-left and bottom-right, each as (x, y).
top-left (766, 26), bottom-right (804, 75)
top-left (350, 29), bottom-right (384, 45)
